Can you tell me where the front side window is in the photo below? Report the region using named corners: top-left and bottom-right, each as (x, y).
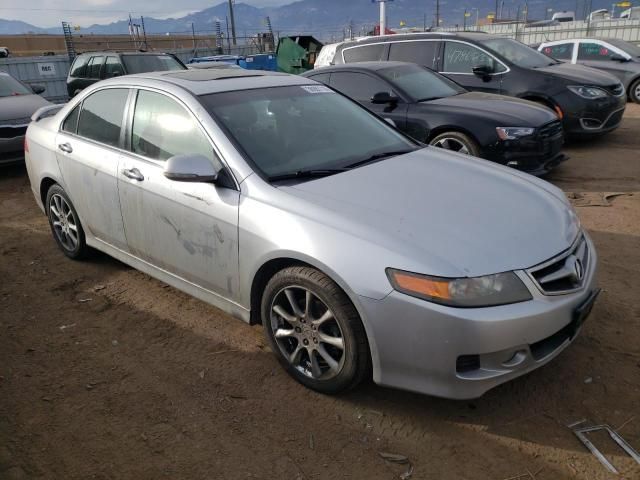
top-left (61, 105), bottom-right (80, 134)
top-left (542, 43), bottom-right (574, 60)
top-left (70, 56), bottom-right (89, 78)
top-left (388, 41), bottom-right (439, 68)
top-left (578, 42), bottom-right (617, 61)
top-left (77, 88), bottom-right (128, 147)
top-left (481, 38), bottom-right (552, 69)
top-left (200, 85), bottom-right (415, 179)
top-left (343, 44), bottom-right (386, 63)
top-left (131, 90), bottom-right (214, 162)
top-left (378, 64), bottom-right (464, 101)
top-left (330, 72), bottom-right (392, 102)
top-left (121, 55), bottom-right (185, 74)
top-left (443, 42), bottom-right (505, 74)
top-left (87, 56), bottom-right (104, 78)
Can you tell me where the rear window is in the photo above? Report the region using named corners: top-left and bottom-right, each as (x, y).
top-left (542, 43), bottom-right (574, 60)
top-left (121, 55), bottom-right (185, 74)
top-left (343, 44), bottom-right (386, 63)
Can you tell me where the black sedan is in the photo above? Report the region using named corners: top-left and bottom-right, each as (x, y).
top-left (303, 62), bottom-right (566, 176)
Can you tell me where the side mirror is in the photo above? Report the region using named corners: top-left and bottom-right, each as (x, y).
top-left (371, 91), bottom-right (399, 104)
top-left (164, 154), bottom-right (221, 182)
top-left (472, 65), bottom-right (493, 80)
top-left (610, 54), bottom-right (628, 62)
top-left (31, 84), bottom-right (46, 94)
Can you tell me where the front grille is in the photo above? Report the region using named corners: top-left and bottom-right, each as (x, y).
top-left (0, 125), bottom-right (28, 139)
top-left (604, 83), bottom-right (625, 97)
top-left (528, 234), bottom-right (589, 295)
top-left (538, 120), bottom-right (563, 139)
top-left (603, 109), bottom-right (624, 129)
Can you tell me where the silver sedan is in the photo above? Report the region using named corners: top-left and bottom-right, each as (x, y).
top-left (25, 69), bottom-right (598, 399)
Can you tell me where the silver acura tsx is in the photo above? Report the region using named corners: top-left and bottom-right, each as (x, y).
top-left (25, 69), bottom-right (599, 399)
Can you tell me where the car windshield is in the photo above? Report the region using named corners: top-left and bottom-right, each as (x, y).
top-left (121, 55), bottom-right (185, 74)
top-left (378, 64), bottom-right (466, 102)
top-left (200, 85), bottom-right (416, 180)
top-left (0, 74), bottom-right (32, 97)
top-left (481, 38), bottom-right (557, 68)
top-left (607, 39), bottom-right (640, 57)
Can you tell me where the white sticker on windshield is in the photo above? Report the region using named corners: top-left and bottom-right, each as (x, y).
top-left (301, 85), bottom-right (333, 94)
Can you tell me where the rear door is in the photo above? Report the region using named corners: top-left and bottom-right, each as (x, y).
top-left (329, 71), bottom-right (408, 130)
top-left (117, 88), bottom-right (240, 299)
top-left (439, 41), bottom-right (506, 94)
top-left (55, 87), bottom-right (130, 250)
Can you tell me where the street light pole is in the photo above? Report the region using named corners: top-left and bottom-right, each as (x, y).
top-left (228, 0), bottom-right (237, 46)
top-left (379, 0), bottom-right (386, 35)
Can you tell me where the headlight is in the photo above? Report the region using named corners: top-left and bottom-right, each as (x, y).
top-left (386, 269), bottom-right (532, 308)
top-left (496, 127), bottom-right (535, 140)
top-left (567, 85), bottom-right (608, 99)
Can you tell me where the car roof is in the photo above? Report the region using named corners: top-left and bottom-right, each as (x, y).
top-left (104, 68), bottom-right (313, 95)
top-left (306, 61), bottom-right (419, 73)
top-left (76, 51), bottom-right (175, 56)
top-left (340, 31), bottom-right (500, 48)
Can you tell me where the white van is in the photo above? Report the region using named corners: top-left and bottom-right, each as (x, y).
top-left (552, 11), bottom-right (575, 22)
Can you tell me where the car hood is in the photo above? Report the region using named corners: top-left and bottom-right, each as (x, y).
top-left (0, 94), bottom-right (51, 123)
top-left (535, 63), bottom-right (620, 85)
top-left (280, 148), bottom-right (579, 278)
top-left (425, 92), bottom-right (557, 126)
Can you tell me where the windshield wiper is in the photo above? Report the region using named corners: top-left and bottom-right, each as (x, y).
top-left (416, 96), bottom-right (443, 102)
top-left (345, 149), bottom-right (416, 169)
top-left (268, 168), bottom-right (347, 182)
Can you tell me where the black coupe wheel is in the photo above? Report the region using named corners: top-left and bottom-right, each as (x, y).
top-left (261, 266), bottom-right (370, 394)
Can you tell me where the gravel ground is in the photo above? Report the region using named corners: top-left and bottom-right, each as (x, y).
top-left (1, 104), bottom-right (639, 480)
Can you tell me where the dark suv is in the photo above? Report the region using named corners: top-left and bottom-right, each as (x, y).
top-left (66, 51), bottom-right (187, 97)
top-left (319, 32), bottom-right (627, 136)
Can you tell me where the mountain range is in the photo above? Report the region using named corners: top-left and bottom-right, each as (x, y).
top-left (0, 0), bottom-right (615, 37)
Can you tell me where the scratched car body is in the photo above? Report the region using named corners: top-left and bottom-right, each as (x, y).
top-left (25, 69), bottom-right (599, 399)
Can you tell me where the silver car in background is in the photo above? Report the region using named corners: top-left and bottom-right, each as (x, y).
top-left (1, 71), bottom-right (50, 165)
top-left (25, 69), bottom-right (598, 399)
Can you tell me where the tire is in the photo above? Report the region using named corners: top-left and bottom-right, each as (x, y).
top-left (45, 184), bottom-right (89, 260)
top-left (429, 131), bottom-right (481, 157)
top-left (629, 78), bottom-right (640, 104)
top-left (261, 266), bottom-right (370, 394)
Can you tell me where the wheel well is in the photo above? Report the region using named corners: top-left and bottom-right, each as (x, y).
top-left (249, 258), bottom-right (309, 325)
top-left (522, 96), bottom-right (556, 110)
top-left (426, 126), bottom-right (477, 144)
top-left (40, 177), bottom-right (57, 207)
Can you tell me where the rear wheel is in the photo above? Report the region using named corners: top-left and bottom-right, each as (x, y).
top-left (429, 131), bottom-right (481, 157)
top-left (629, 78), bottom-right (640, 104)
top-left (45, 184), bottom-right (88, 260)
top-left (261, 266), bottom-right (369, 394)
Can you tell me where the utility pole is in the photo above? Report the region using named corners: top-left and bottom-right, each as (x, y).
top-left (495, 0), bottom-right (499, 19)
top-left (191, 22), bottom-right (197, 57)
top-left (228, 0), bottom-right (237, 46)
top-left (379, 0), bottom-right (386, 35)
top-left (140, 16), bottom-right (148, 50)
top-left (226, 16), bottom-right (231, 54)
top-left (463, 9), bottom-right (467, 29)
top-left (435, 0), bottom-right (440, 28)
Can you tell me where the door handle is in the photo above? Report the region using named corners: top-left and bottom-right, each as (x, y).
top-left (122, 167), bottom-right (144, 181)
top-left (58, 143), bottom-right (73, 153)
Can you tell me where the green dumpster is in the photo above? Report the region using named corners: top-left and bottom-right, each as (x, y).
top-left (276, 36), bottom-right (324, 74)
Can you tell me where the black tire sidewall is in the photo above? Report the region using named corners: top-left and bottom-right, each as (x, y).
top-left (429, 131), bottom-right (480, 157)
top-left (261, 267), bottom-right (366, 394)
top-left (45, 185), bottom-right (87, 260)
top-left (630, 79), bottom-right (640, 104)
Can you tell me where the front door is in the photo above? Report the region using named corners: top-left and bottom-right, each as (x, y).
top-left (439, 41), bottom-right (505, 94)
top-left (55, 87), bottom-right (129, 250)
top-left (117, 89), bottom-right (240, 299)
top-left (576, 41), bottom-right (628, 84)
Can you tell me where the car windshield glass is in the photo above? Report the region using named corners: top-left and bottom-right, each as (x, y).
top-left (481, 38), bottom-right (555, 68)
top-left (0, 74), bottom-right (32, 97)
top-left (121, 55), bottom-right (185, 74)
top-left (607, 39), bottom-right (640, 57)
top-left (378, 64), bottom-right (465, 101)
top-left (200, 85), bottom-right (416, 179)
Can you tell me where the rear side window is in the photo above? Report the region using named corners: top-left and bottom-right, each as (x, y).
top-left (87, 56), bottom-right (104, 78)
top-left (578, 42), bottom-right (617, 60)
top-left (77, 88), bottom-right (128, 147)
top-left (330, 72), bottom-right (392, 103)
top-left (443, 42), bottom-right (505, 74)
top-left (61, 105), bottom-right (80, 134)
top-left (343, 44), bottom-right (386, 63)
top-left (388, 41), bottom-right (439, 68)
top-left (542, 43), bottom-right (574, 60)
top-left (131, 90), bottom-right (215, 162)
top-left (307, 72), bottom-right (331, 85)
top-left (69, 56), bottom-right (89, 78)
top-left (103, 56), bottom-right (125, 78)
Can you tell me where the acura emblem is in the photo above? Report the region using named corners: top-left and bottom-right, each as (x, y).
top-left (571, 256), bottom-right (584, 282)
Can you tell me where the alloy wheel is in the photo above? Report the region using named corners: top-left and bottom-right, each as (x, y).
top-left (49, 193), bottom-right (79, 252)
top-left (270, 286), bottom-right (345, 380)
top-left (432, 137), bottom-right (470, 154)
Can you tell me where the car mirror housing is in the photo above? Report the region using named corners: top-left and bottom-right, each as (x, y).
top-left (163, 154), bottom-right (221, 183)
top-left (31, 84), bottom-right (46, 94)
top-left (610, 54), bottom-right (628, 62)
top-left (472, 65), bottom-right (493, 80)
top-left (371, 91), bottom-right (399, 105)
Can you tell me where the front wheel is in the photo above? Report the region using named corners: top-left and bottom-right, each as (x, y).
top-left (629, 78), bottom-right (640, 104)
top-left (261, 266), bottom-right (370, 394)
top-left (46, 184), bottom-right (89, 260)
top-left (429, 131), bottom-right (481, 157)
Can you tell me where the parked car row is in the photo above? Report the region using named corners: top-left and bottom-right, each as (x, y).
top-left (24, 67), bottom-right (600, 400)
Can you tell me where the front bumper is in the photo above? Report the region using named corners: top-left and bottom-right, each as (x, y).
top-left (357, 233), bottom-right (598, 400)
top-left (559, 92), bottom-right (626, 135)
top-left (0, 125), bottom-right (27, 165)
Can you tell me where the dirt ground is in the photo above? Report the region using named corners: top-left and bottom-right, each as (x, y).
top-left (1, 105), bottom-right (639, 480)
